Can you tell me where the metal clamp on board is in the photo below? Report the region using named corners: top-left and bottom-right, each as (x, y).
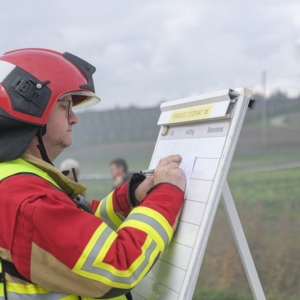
top-left (228, 89), bottom-right (240, 100)
top-left (248, 98), bottom-right (256, 110)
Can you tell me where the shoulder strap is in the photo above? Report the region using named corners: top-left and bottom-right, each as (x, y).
top-left (0, 259), bottom-right (32, 283)
top-left (0, 158), bottom-right (59, 188)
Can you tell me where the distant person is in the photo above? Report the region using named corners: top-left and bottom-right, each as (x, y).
top-left (60, 158), bottom-right (86, 198)
top-left (109, 158), bottom-right (132, 188)
top-left (60, 158), bottom-right (80, 181)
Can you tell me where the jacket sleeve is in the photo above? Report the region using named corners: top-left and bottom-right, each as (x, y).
top-left (90, 173), bottom-right (146, 231)
top-left (9, 175), bottom-right (184, 299)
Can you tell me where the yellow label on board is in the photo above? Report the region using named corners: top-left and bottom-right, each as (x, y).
top-left (169, 104), bottom-right (213, 123)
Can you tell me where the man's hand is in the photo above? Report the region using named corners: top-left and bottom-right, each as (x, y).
top-left (134, 154), bottom-right (186, 203)
top-left (153, 154), bottom-right (186, 192)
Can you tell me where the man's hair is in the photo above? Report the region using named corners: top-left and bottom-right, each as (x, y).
top-left (110, 158), bottom-right (128, 173)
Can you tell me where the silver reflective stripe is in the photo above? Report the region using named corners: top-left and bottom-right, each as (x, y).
top-left (100, 197), bottom-right (118, 231)
top-left (86, 225), bottom-right (114, 264)
top-left (126, 213), bottom-right (170, 247)
top-left (0, 61), bottom-right (15, 83)
top-left (81, 235), bottom-right (158, 285)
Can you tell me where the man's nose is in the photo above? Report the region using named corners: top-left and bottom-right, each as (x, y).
top-left (69, 110), bottom-right (78, 124)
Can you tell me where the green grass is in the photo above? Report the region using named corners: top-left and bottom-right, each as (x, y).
top-left (81, 178), bottom-right (114, 200)
top-left (227, 167), bottom-right (300, 219)
top-left (192, 289), bottom-right (254, 300)
top-left (194, 287), bottom-right (300, 300)
top-left (229, 151), bottom-right (300, 170)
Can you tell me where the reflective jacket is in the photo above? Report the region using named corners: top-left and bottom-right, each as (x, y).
top-left (0, 153), bottom-right (184, 299)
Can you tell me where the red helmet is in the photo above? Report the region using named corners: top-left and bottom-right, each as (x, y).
top-left (0, 48), bottom-right (100, 161)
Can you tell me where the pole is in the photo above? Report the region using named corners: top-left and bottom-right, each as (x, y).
top-left (261, 71), bottom-right (267, 149)
top-left (222, 181), bottom-right (266, 300)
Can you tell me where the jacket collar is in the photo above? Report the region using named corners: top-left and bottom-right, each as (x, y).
top-left (22, 151), bottom-right (86, 199)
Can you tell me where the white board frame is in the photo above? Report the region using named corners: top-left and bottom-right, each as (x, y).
top-left (132, 87), bottom-right (266, 300)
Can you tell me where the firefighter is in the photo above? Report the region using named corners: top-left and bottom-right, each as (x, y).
top-left (0, 48), bottom-right (185, 300)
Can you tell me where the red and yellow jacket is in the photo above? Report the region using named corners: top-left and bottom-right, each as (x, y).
top-left (0, 152), bottom-right (184, 299)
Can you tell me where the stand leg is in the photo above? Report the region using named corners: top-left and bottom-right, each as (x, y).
top-left (222, 180), bottom-right (266, 300)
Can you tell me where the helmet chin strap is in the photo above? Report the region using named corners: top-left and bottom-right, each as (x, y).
top-left (36, 126), bottom-right (54, 166)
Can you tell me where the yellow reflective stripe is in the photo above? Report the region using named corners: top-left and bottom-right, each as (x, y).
top-left (94, 227), bottom-right (118, 263)
top-left (75, 223), bottom-right (156, 276)
top-left (74, 222), bottom-right (114, 270)
top-left (99, 192), bottom-right (123, 230)
top-left (60, 295), bottom-right (78, 300)
top-left (3, 282), bottom-right (75, 299)
top-left (121, 219), bottom-right (166, 251)
top-left (6, 282), bottom-right (47, 294)
top-left (94, 199), bottom-right (102, 218)
top-left (82, 296), bottom-right (127, 300)
top-left (118, 207), bottom-right (173, 252)
top-left (93, 234), bottom-right (152, 277)
top-left (73, 235), bottom-right (159, 289)
top-left (73, 205), bottom-right (173, 287)
top-left (106, 192), bottom-right (123, 227)
top-left (129, 206), bottom-right (173, 242)
top-left (0, 263), bottom-right (2, 298)
top-left (0, 158), bottom-right (59, 188)
top-left (0, 282), bottom-right (126, 300)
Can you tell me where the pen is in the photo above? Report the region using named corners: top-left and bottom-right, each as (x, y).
top-left (140, 169), bottom-right (155, 176)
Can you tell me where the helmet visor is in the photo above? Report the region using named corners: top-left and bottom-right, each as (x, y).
top-left (61, 91), bottom-right (101, 110)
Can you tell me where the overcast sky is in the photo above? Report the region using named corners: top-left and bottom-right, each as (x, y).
top-left (1, 0), bottom-right (300, 110)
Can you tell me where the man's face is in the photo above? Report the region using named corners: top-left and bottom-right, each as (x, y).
top-left (110, 164), bottom-right (123, 180)
top-left (42, 95), bottom-right (78, 159)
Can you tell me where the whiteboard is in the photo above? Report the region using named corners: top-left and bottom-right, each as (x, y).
top-left (132, 87), bottom-right (253, 300)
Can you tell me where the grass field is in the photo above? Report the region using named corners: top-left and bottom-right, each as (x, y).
top-left (230, 150), bottom-right (300, 170)
top-left (199, 151), bottom-right (300, 300)
top-left (228, 167), bottom-right (300, 219)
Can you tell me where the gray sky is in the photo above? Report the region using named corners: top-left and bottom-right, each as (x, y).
top-left (1, 0), bottom-right (300, 110)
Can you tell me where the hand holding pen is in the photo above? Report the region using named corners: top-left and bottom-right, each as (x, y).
top-left (140, 154), bottom-right (186, 192)
top-left (135, 154), bottom-right (185, 202)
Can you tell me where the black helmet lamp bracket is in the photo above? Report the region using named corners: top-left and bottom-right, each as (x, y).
top-left (2, 66), bottom-right (51, 121)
